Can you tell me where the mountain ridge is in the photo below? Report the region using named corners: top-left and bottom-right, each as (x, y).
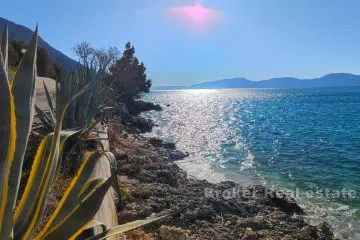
top-left (0, 17), bottom-right (78, 71)
top-left (153, 73), bottom-right (360, 90)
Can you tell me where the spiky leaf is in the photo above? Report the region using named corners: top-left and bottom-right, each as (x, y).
top-left (1, 22), bottom-right (8, 75)
top-left (0, 35), bottom-right (16, 234)
top-left (13, 130), bottom-right (78, 239)
top-left (36, 177), bottom-right (113, 240)
top-left (37, 151), bottom-right (103, 234)
top-left (35, 105), bottom-right (55, 130)
top-left (43, 81), bottom-right (56, 124)
top-left (85, 215), bottom-right (167, 240)
top-left (1, 26), bottom-right (39, 238)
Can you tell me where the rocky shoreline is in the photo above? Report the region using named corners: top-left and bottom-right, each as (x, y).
top-left (108, 122), bottom-right (338, 240)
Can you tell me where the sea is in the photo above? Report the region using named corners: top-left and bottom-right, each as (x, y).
top-left (142, 87), bottom-right (360, 239)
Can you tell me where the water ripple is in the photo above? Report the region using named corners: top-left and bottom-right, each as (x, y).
top-left (143, 87), bottom-right (360, 239)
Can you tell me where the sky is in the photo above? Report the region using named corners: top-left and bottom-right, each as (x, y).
top-left (2, 0), bottom-right (360, 86)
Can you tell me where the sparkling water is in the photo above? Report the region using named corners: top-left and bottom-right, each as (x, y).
top-left (143, 87), bottom-right (360, 239)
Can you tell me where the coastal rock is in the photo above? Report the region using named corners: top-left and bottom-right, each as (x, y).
top-left (148, 137), bottom-right (177, 150)
top-left (182, 204), bottom-right (218, 222)
top-left (281, 236), bottom-right (293, 240)
top-left (128, 116), bottom-right (155, 133)
top-left (159, 225), bottom-right (189, 240)
top-left (317, 222), bottom-right (335, 240)
top-left (269, 193), bottom-right (304, 214)
top-left (299, 225), bottom-right (319, 239)
top-left (149, 137), bottom-right (163, 147)
top-left (163, 142), bottom-right (176, 149)
top-left (128, 100), bottom-right (163, 115)
top-left (120, 202), bottom-right (153, 221)
top-left (240, 228), bottom-right (259, 240)
top-left (168, 150), bottom-right (189, 161)
top-left (109, 124), bottom-right (337, 240)
top-left (156, 169), bottom-right (179, 186)
top-left (136, 169), bottom-right (181, 187)
top-left (113, 148), bottom-right (128, 160)
top-left (248, 186), bottom-right (304, 214)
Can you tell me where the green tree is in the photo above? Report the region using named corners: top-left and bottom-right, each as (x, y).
top-left (109, 42), bottom-right (152, 103)
top-left (37, 47), bottom-right (50, 77)
top-left (9, 40), bottom-right (25, 65)
top-left (8, 43), bottom-right (19, 67)
top-left (138, 62), bottom-right (152, 93)
top-left (53, 62), bottom-right (65, 80)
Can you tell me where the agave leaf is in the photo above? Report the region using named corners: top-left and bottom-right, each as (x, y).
top-left (104, 152), bottom-right (117, 170)
top-left (35, 105), bottom-right (55, 130)
top-left (2, 26), bottom-right (38, 238)
top-left (84, 72), bottom-right (103, 125)
top-left (119, 185), bottom-right (133, 201)
top-left (0, 43), bottom-right (16, 233)
top-left (1, 22), bottom-right (8, 76)
top-left (13, 130), bottom-right (78, 239)
top-left (85, 215), bottom-right (167, 240)
top-left (43, 81), bottom-right (56, 124)
top-left (60, 68), bottom-right (106, 129)
top-left (61, 79), bottom-right (94, 121)
top-left (104, 152), bottom-right (130, 204)
top-left (36, 151), bottom-right (103, 235)
top-left (61, 73), bottom-right (96, 129)
top-left (85, 220), bottom-right (109, 232)
top-left (52, 178), bottom-right (108, 240)
top-left (14, 75), bottom-right (95, 239)
top-left (55, 79), bottom-right (61, 118)
top-left (36, 177), bottom-right (113, 240)
top-left (54, 127), bottom-right (83, 179)
top-left (60, 73), bottom-right (76, 128)
top-left (69, 219), bottom-right (109, 240)
top-left (80, 119), bottom-right (100, 138)
top-left (78, 177), bottom-right (106, 199)
top-left (13, 134), bottom-right (51, 232)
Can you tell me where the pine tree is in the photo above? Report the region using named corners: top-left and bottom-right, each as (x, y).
top-left (109, 42), bottom-right (152, 103)
top-left (37, 48), bottom-right (50, 77)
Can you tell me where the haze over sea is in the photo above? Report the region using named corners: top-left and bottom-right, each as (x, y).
top-left (143, 87), bottom-right (360, 239)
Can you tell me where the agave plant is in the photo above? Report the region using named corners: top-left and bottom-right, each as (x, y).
top-left (0, 22), bottom-right (163, 240)
top-left (35, 70), bottom-right (107, 131)
top-left (34, 68), bottom-right (113, 145)
top-left (60, 68), bottom-right (106, 129)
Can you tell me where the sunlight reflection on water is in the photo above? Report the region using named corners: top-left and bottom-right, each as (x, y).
top-left (143, 89), bottom-right (264, 183)
top-left (143, 88), bottom-right (360, 239)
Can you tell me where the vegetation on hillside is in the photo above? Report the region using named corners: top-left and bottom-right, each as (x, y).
top-left (70, 41), bottom-right (160, 133)
top-left (72, 41), bottom-right (152, 106)
top-left (109, 42), bottom-right (152, 103)
top-left (3, 39), bottom-right (63, 79)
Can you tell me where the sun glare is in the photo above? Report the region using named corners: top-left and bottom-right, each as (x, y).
top-left (168, 2), bottom-right (221, 31)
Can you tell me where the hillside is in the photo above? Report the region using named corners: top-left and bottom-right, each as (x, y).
top-left (0, 17), bottom-right (78, 71)
top-left (153, 73), bottom-right (360, 90)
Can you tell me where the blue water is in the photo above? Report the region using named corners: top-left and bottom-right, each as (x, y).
top-left (143, 87), bottom-right (360, 239)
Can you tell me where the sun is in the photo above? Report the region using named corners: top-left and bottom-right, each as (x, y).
top-left (168, 2), bottom-right (221, 31)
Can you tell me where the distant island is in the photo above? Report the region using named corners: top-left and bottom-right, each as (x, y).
top-left (153, 73), bottom-right (360, 90)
